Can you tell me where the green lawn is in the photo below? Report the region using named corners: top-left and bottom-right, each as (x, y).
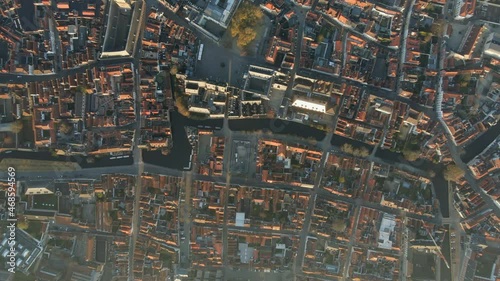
top-left (25, 221), bottom-right (43, 240)
top-left (32, 195), bottom-right (58, 211)
top-left (14, 272), bottom-right (36, 281)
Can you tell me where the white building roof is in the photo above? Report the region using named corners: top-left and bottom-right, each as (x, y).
top-left (25, 187), bottom-right (53, 195)
top-left (291, 99), bottom-right (327, 113)
top-left (378, 213), bottom-right (396, 249)
top-left (238, 243), bottom-right (254, 264)
top-left (235, 212), bottom-right (245, 227)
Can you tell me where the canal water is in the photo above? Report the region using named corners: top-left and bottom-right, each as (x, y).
top-left (375, 149), bottom-right (450, 218)
top-left (440, 230), bottom-right (452, 281)
top-left (0, 108), bottom-right (452, 218)
top-left (143, 115), bottom-right (327, 169)
top-left (228, 118), bottom-right (326, 141)
top-left (142, 112), bottom-right (223, 169)
top-left (461, 121), bottom-right (500, 163)
top-left (0, 150), bottom-right (133, 169)
top-left (330, 134), bottom-right (375, 150)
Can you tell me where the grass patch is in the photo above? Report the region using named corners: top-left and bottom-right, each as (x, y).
top-left (25, 221), bottom-right (43, 240)
top-left (14, 272), bottom-right (36, 281)
top-left (20, 116), bottom-right (34, 145)
top-left (0, 158), bottom-right (80, 172)
top-left (160, 249), bottom-right (177, 267)
top-left (475, 254), bottom-right (496, 278)
top-left (48, 238), bottom-right (73, 250)
top-left (109, 210), bottom-right (118, 221)
top-left (397, 186), bottom-right (419, 201)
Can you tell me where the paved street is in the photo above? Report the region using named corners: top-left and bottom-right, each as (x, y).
top-left (341, 203), bottom-right (361, 280)
top-left (2, 0), bottom-right (499, 280)
top-left (128, 58), bottom-right (145, 281)
top-left (396, 0), bottom-right (417, 92)
top-left (179, 170), bottom-right (194, 267)
top-left (0, 57), bottom-right (133, 83)
top-left (435, 2), bottom-right (500, 221)
top-left (294, 133), bottom-right (332, 277)
top-left (221, 118), bottom-right (233, 281)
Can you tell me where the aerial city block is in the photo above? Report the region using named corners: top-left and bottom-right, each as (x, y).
top-left (0, 0), bottom-right (499, 280)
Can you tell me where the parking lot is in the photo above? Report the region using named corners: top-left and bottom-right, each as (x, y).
top-left (81, 202), bottom-right (96, 224)
top-left (230, 139), bottom-right (253, 175)
top-left (194, 40), bottom-right (269, 86)
top-left (197, 134), bottom-right (212, 164)
top-left (225, 268), bottom-right (294, 281)
top-left (230, 136), bottom-right (259, 178)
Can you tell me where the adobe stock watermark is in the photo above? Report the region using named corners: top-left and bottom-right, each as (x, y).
top-left (6, 167), bottom-right (17, 273)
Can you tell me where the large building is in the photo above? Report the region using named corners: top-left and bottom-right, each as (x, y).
top-left (0, 229), bottom-right (44, 274)
top-left (452, 0), bottom-right (476, 20)
top-left (103, 0), bottom-right (132, 52)
top-left (101, 0), bottom-right (145, 58)
top-left (378, 213), bottom-right (396, 250)
top-left (192, 0), bottom-right (241, 41)
top-left (484, 32), bottom-right (500, 60)
top-left (242, 65), bottom-right (280, 100)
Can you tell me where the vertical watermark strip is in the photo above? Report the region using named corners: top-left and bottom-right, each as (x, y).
top-left (6, 167), bottom-right (17, 273)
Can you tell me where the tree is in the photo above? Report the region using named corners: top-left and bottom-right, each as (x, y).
top-left (11, 120), bottom-right (23, 133)
top-left (402, 149), bottom-right (420, 161)
top-left (424, 3), bottom-right (436, 13)
top-left (161, 147), bottom-right (171, 156)
top-left (353, 147), bottom-right (370, 157)
top-left (17, 220), bottom-right (29, 230)
top-left (10, 120), bottom-right (23, 149)
top-left (51, 150), bottom-right (59, 157)
top-left (170, 65), bottom-right (178, 75)
top-left (59, 120), bottom-right (73, 135)
top-left (340, 143), bottom-right (354, 154)
top-left (431, 20), bottom-right (444, 35)
top-left (427, 169), bottom-right (436, 178)
top-left (443, 164), bottom-right (464, 182)
top-left (76, 85), bottom-right (87, 94)
top-left (155, 71), bottom-right (167, 89)
top-left (456, 73), bottom-right (471, 88)
top-left (3, 135), bottom-right (14, 146)
top-left (332, 219), bottom-right (346, 232)
top-left (317, 34), bottom-right (325, 43)
top-left (229, 2), bottom-right (263, 49)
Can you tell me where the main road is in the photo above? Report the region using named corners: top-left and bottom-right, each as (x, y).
top-left (0, 58), bottom-right (133, 83)
top-left (128, 57), bottom-right (145, 281)
top-left (395, 0), bottom-right (417, 92)
top-left (434, 0), bottom-right (500, 220)
top-left (293, 129), bottom-right (334, 278)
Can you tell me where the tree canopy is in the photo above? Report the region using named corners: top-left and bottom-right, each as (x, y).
top-left (59, 120), bottom-right (73, 135)
top-left (2, 135), bottom-right (13, 146)
top-left (229, 2), bottom-right (263, 49)
top-left (170, 65), bottom-right (178, 75)
top-left (443, 164), bottom-right (464, 182)
top-left (340, 143), bottom-right (370, 157)
top-left (11, 120), bottom-right (23, 134)
top-left (402, 149), bottom-right (420, 162)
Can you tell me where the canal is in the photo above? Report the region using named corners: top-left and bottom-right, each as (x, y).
top-left (331, 134), bottom-right (375, 151)
top-left (461, 121), bottom-right (500, 163)
top-left (0, 109), bottom-right (454, 219)
top-left (144, 116), bottom-right (328, 169)
top-left (440, 229), bottom-right (452, 281)
top-left (375, 149), bottom-right (450, 218)
top-left (0, 150), bottom-right (133, 169)
top-left (143, 111), bottom-right (223, 169)
top-left (228, 118), bottom-right (326, 141)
